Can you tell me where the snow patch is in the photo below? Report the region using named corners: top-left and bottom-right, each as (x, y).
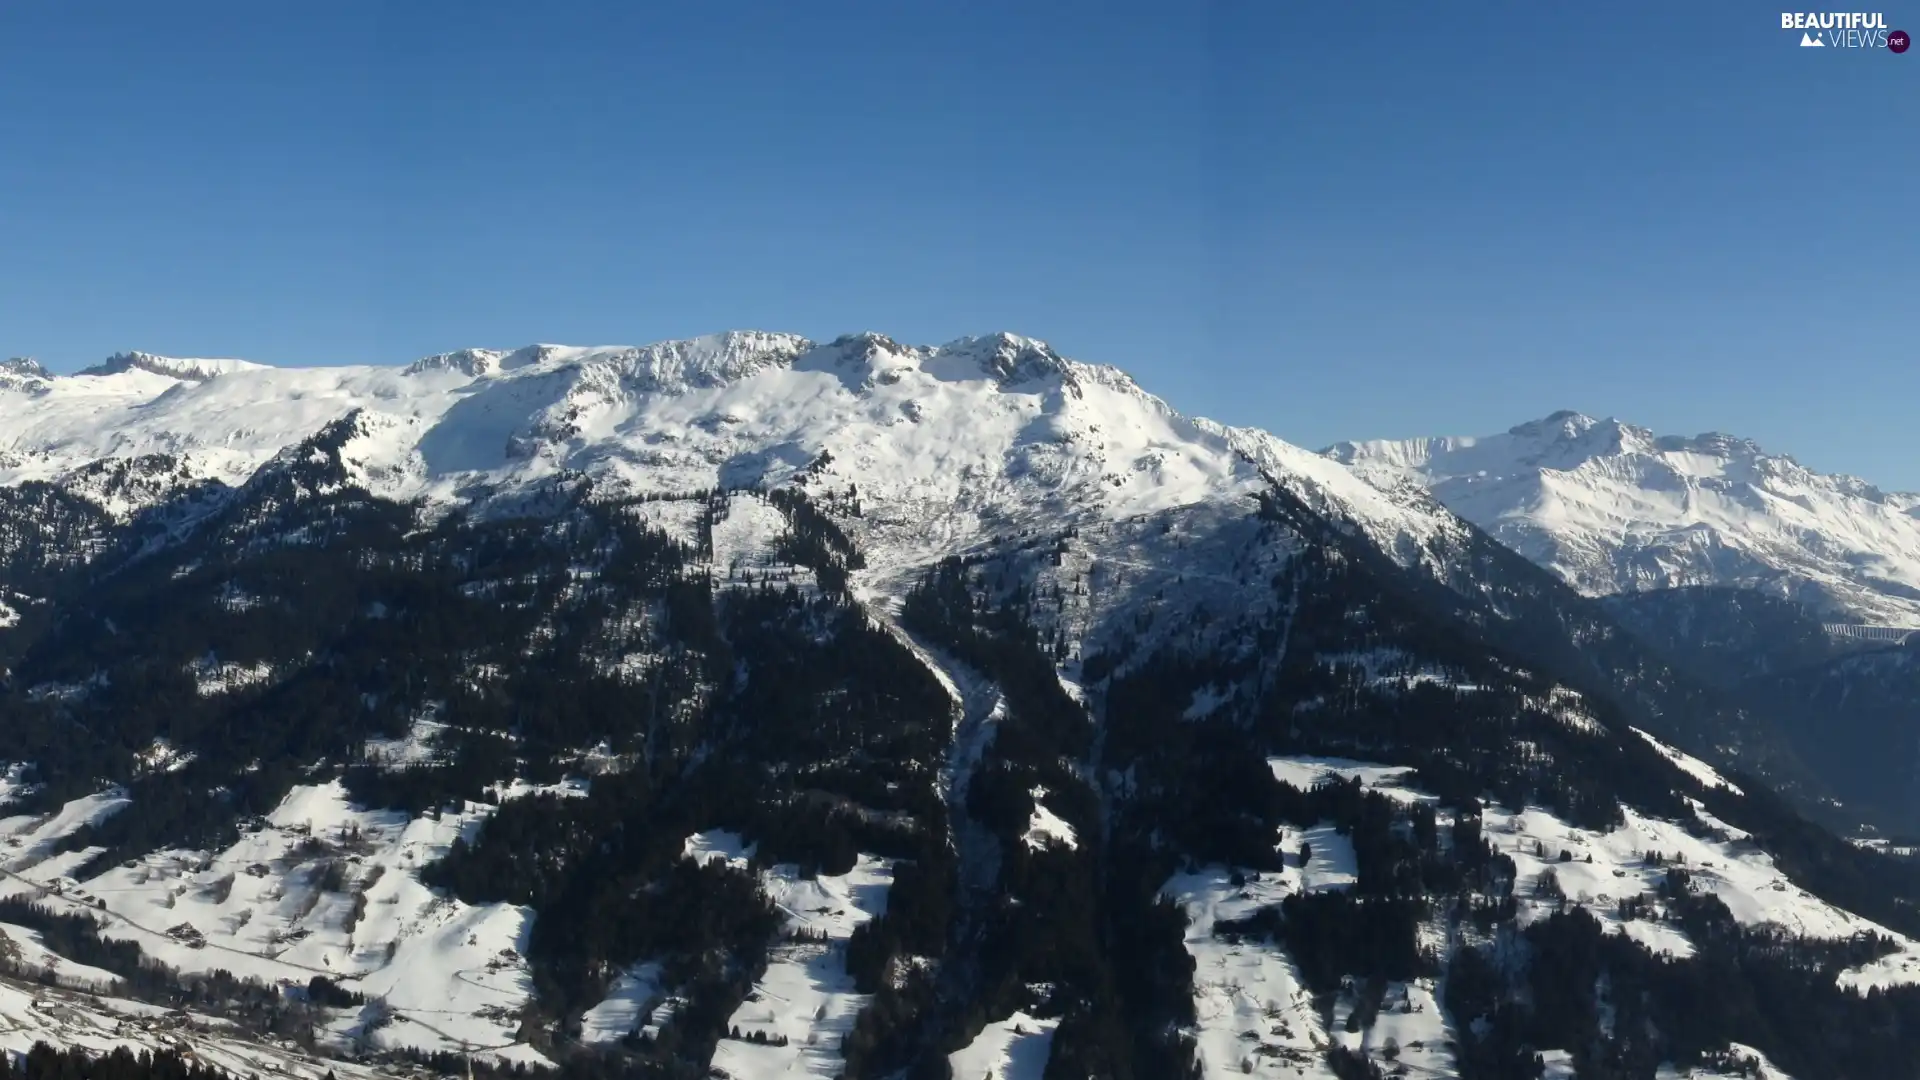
top-left (683, 829), bottom-right (755, 871)
top-left (947, 1011), bottom-right (1058, 1079)
top-left (362, 714), bottom-right (450, 770)
top-left (1657, 1042), bottom-right (1797, 1079)
top-left (1632, 727), bottom-right (1744, 795)
top-left (133, 740), bottom-right (195, 776)
top-left (1267, 757), bottom-right (1437, 807)
top-left (1182, 684), bottom-right (1231, 721)
top-left (578, 962), bottom-right (670, 1047)
top-left (1162, 867), bottom-right (1338, 1079)
top-left (487, 777), bottom-right (590, 802)
top-left (1022, 787), bottom-right (1077, 851)
top-left (709, 852), bottom-right (893, 1079)
top-left (0, 922), bottom-right (123, 988)
top-left (187, 654), bottom-right (274, 696)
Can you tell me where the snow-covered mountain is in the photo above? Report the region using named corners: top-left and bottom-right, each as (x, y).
top-left (0, 333), bottom-right (1836, 801)
top-left (5, 334), bottom-right (1920, 1079)
top-left (0, 331), bottom-right (1459, 577)
top-left (1326, 411), bottom-right (1920, 626)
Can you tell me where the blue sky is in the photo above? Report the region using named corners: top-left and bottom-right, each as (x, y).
top-left (2, 2), bottom-right (1914, 485)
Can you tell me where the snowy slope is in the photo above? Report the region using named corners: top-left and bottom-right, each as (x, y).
top-left (1162, 861), bottom-right (1349, 1079)
top-left (0, 780), bottom-right (552, 1066)
top-left (0, 976), bottom-right (392, 1080)
top-left (0, 334), bottom-right (1461, 578)
top-left (684, 831), bottom-right (893, 1079)
top-left (1161, 761), bottom-right (1460, 1080)
top-left (1327, 412), bottom-right (1920, 624)
top-left (1269, 754), bottom-right (1920, 993)
top-left (946, 1011), bottom-right (1058, 1080)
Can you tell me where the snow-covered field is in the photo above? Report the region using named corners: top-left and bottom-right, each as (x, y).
top-left (683, 828), bottom-right (754, 871)
top-left (0, 976), bottom-right (388, 1080)
top-left (1162, 862), bottom-right (1341, 1079)
top-left (1161, 809), bottom-right (1371, 1079)
top-left (362, 714), bottom-right (452, 770)
top-left (0, 764), bottom-right (39, 809)
top-left (683, 831), bottom-right (894, 1079)
top-left (1487, 798), bottom-right (1920, 987)
top-left (1267, 757), bottom-right (1437, 807)
top-left (947, 1011), bottom-right (1058, 1080)
top-left (0, 788), bottom-right (130, 876)
top-left (0, 922), bottom-right (122, 989)
top-left (709, 493), bottom-right (816, 592)
top-left (577, 962), bottom-right (669, 1047)
top-left (1329, 978), bottom-right (1452, 1079)
top-left (0, 780), bottom-right (550, 1065)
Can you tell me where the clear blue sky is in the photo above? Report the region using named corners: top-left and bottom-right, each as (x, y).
top-left (2, 2), bottom-right (1914, 486)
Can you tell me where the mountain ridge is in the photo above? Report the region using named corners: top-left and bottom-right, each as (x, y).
top-left (0, 345), bottom-right (1864, 813)
top-left (4, 335), bottom-right (1920, 1078)
top-left (1326, 411), bottom-right (1920, 625)
top-left (0, 332), bottom-right (1462, 567)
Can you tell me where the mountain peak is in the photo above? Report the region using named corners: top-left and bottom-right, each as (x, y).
top-left (1507, 409), bottom-right (1596, 437)
top-left (77, 351), bottom-right (267, 382)
top-left (936, 332), bottom-right (1075, 386)
top-left (1520, 408), bottom-right (1592, 428)
top-left (1331, 413), bottom-right (1920, 624)
top-left (1503, 411), bottom-right (1654, 457)
top-left (404, 348), bottom-right (510, 377)
top-left (1652, 430), bottom-right (1776, 464)
top-left (0, 357), bottom-right (52, 395)
top-left (400, 333), bottom-right (819, 392)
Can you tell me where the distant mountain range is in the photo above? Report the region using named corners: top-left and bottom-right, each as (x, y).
top-left (1327, 411), bottom-right (1920, 626)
